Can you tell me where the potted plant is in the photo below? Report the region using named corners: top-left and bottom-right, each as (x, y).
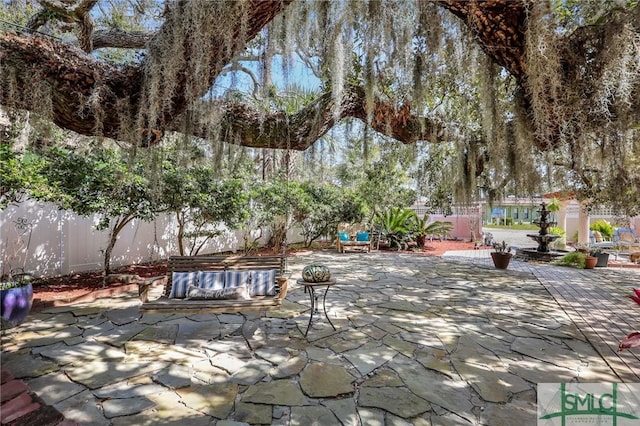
top-left (552, 251), bottom-right (596, 269)
top-left (574, 243), bottom-right (590, 254)
top-left (490, 241), bottom-right (512, 269)
top-left (589, 247), bottom-right (609, 267)
top-left (1, 271), bottom-right (34, 327)
top-left (583, 254), bottom-right (598, 269)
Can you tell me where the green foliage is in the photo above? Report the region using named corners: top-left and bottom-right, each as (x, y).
top-left (0, 281), bottom-right (27, 290)
top-left (158, 160), bottom-right (250, 255)
top-left (548, 226), bottom-right (567, 249)
top-left (295, 182), bottom-right (365, 247)
top-left (36, 148), bottom-right (152, 219)
top-left (547, 198), bottom-right (561, 212)
top-left (35, 147), bottom-right (156, 273)
top-left (411, 214), bottom-right (452, 238)
top-left (410, 214), bottom-right (453, 247)
top-left (548, 226), bottom-right (566, 237)
top-left (0, 272), bottom-right (31, 289)
top-left (589, 220), bottom-right (614, 239)
top-left (0, 2), bottom-right (35, 27)
top-left (338, 142), bottom-right (417, 220)
top-left (492, 241), bottom-right (511, 253)
top-left (0, 145), bottom-right (48, 209)
top-left (550, 0), bottom-right (637, 33)
top-left (241, 176), bottom-right (306, 253)
top-left (554, 251), bottom-right (586, 269)
top-left (415, 144), bottom-right (455, 215)
top-left (374, 207), bottom-right (416, 250)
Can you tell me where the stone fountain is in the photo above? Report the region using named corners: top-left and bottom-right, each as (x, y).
top-left (528, 202), bottom-right (560, 252)
top-left (517, 202), bottom-right (564, 261)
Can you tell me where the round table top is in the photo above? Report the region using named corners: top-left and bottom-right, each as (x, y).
top-left (296, 278), bottom-right (336, 287)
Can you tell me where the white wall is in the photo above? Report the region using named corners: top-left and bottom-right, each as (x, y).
top-left (1, 200), bottom-right (303, 278)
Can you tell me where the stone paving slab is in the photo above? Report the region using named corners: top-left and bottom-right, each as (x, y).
top-left (2, 250), bottom-right (640, 424)
top-left (445, 252), bottom-right (640, 381)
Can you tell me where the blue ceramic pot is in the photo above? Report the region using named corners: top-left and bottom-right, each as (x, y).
top-left (1, 283), bottom-right (33, 325)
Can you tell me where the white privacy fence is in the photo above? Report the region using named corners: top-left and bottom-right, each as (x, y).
top-left (0, 200), bottom-right (303, 278)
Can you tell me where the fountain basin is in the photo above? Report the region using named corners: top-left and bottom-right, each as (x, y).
top-left (516, 247), bottom-right (568, 262)
top-left (526, 233), bottom-right (561, 253)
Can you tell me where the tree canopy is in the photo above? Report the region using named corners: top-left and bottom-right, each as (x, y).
top-left (1, 0), bottom-right (639, 212)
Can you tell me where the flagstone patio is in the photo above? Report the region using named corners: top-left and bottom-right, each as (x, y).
top-left (2, 250), bottom-right (639, 425)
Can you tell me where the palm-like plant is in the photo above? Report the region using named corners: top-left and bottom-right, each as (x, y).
top-left (411, 214), bottom-right (453, 248)
top-left (374, 207), bottom-right (416, 250)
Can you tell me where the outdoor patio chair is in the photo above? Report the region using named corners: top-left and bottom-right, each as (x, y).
top-left (589, 230), bottom-right (615, 249)
top-left (614, 228), bottom-right (640, 254)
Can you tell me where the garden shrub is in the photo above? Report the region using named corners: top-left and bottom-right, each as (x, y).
top-left (553, 251), bottom-right (586, 269)
top-left (589, 220), bottom-right (614, 240)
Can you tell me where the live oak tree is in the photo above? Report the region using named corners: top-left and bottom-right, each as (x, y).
top-left (1, 0), bottom-right (639, 212)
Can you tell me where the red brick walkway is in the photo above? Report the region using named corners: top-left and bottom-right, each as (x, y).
top-left (1, 369), bottom-right (77, 426)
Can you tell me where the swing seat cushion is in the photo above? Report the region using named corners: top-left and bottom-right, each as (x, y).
top-left (251, 270), bottom-right (277, 296)
top-left (199, 271), bottom-right (226, 290)
top-left (186, 284), bottom-right (251, 300)
top-left (169, 272), bottom-right (199, 298)
top-left (139, 255), bottom-right (288, 313)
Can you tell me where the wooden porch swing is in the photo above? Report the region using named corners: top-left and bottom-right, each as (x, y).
top-left (138, 144), bottom-right (294, 314)
top-left (138, 255), bottom-right (288, 314)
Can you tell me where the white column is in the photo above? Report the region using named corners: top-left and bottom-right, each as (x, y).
top-left (558, 200), bottom-right (568, 232)
top-left (578, 202), bottom-right (590, 244)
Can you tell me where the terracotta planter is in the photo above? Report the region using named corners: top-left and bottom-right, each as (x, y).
top-left (584, 256), bottom-right (598, 269)
top-left (1, 282), bottom-right (33, 326)
top-left (490, 252), bottom-right (512, 269)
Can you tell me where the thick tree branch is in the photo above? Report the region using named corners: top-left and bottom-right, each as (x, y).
top-left (0, 32), bottom-right (141, 137)
top-left (436, 0), bottom-right (529, 83)
top-left (91, 29), bottom-right (153, 50)
top-left (175, 85), bottom-right (446, 151)
top-left (146, 0), bottom-right (294, 133)
top-left (1, 0), bottom-right (292, 143)
top-left (2, 0), bottom-right (634, 155)
top-left (26, 0), bottom-right (99, 52)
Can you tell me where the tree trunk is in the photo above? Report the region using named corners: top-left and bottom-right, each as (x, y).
top-left (177, 211), bottom-right (186, 256)
top-left (103, 215), bottom-right (134, 278)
